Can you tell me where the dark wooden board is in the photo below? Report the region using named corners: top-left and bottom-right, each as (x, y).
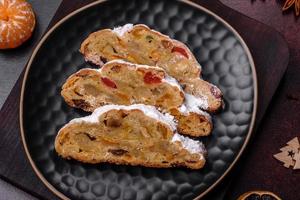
top-left (219, 1), bottom-right (300, 200)
top-left (0, 0), bottom-right (289, 199)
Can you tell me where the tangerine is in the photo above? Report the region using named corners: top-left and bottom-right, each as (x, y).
top-left (0, 0), bottom-right (35, 49)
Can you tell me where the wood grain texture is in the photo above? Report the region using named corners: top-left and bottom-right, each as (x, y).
top-left (220, 1), bottom-right (300, 200)
top-left (0, 0), bottom-right (289, 199)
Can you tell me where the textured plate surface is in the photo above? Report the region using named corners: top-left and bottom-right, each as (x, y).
top-left (21, 0), bottom-right (257, 199)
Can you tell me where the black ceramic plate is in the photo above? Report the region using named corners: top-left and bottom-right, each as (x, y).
top-left (20, 0), bottom-right (257, 199)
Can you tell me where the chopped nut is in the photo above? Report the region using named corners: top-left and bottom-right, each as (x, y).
top-left (108, 149), bottom-right (128, 156)
top-left (72, 99), bottom-right (91, 110)
top-left (100, 56), bottom-right (107, 63)
top-left (106, 118), bottom-right (122, 127)
top-left (161, 40), bottom-right (173, 49)
top-left (83, 132), bottom-right (96, 141)
top-left (110, 65), bottom-right (121, 73)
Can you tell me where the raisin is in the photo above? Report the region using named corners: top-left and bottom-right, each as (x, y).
top-left (143, 71), bottom-right (162, 84)
top-left (171, 46), bottom-right (189, 58)
top-left (171, 162), bottom-right (184, 167)
top-left (150, 88), bottom-right (161, 95)
top-left (108, 149), bottom-right (128, 156)
top-left (74, 90), bottom-right (83, 97)
top-left (100, 56), bottom-right (107, 63)
top-left (121, 112), bottom-right (128, 118)
top-left (72, 99), bottom-right (90, 110)
top-left (103, 119), bottom-right (108, 126)
top-left (83, 132), bottom-right (96, 141)
top-left (181, 84), bottom-right (187, 90)
top-left (186, 160), bottom-right (197, 163)
top-left (210, 86), bottom-right (222, 99)
top-left (101, 77), bottom-right (117, 88)
top-left (112, 47), bottom-right (118, 53)
top-left (106, 118), bottom-right (122, 127)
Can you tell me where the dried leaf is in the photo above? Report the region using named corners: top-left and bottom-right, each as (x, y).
top-left (283, 0), bottom-right (296, 10)
top-left (281, 0), bottom-right (300, 16)
top-left (295, 0), bottom-right (300, 16)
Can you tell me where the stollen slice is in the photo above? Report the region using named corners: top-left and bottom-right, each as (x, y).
top-left (55, 104), bottom-right (206, 169)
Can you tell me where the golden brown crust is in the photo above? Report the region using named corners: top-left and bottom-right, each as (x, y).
top-left (61, 61), bottom-right (212, 137)
top-left (80, 24), bottom-right (223, 112)
top-left (183, 78), bottom-right (223, 113)
top-left (170, 109), bottom-right (212, 137)
top-left (55, 109), bottom-right (206, 169)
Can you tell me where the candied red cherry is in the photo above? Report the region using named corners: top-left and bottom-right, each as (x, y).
top-left (143, 72), bottom-right (162, 84)
top-left (171, 46), bottom-right (189, 58)
top-left (101, 77), bottom-right (117, 88)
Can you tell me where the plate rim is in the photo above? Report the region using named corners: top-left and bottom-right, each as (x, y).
top-left (19, 0), bottom-right (258, 199)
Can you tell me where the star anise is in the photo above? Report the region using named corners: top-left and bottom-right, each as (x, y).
top-left (282, 0), bottom-right (300, 16)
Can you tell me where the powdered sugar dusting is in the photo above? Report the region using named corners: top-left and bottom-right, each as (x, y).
top-left (186, 93), bottom-right (208, 110)
top-left (179, 93), bottom-right (211, 120)
top-left (112, 24), bottom-right (133, 37)
top-left (73, 68), bottom-right (101, 77)
top-left (179, 92), bottom-right (208, 112)
top-left (82, 68), bottom-right (101, 73)
top-left (171, 133), bottom-right (206, 157)
top-left (105, 59), bottom-right (162, 71)
top-left (70, 104), bottom-right (177, 131)
top-left (179, 104), bottom-right (211, 121)
top-left (163, 74), bottom-right (182, 91)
